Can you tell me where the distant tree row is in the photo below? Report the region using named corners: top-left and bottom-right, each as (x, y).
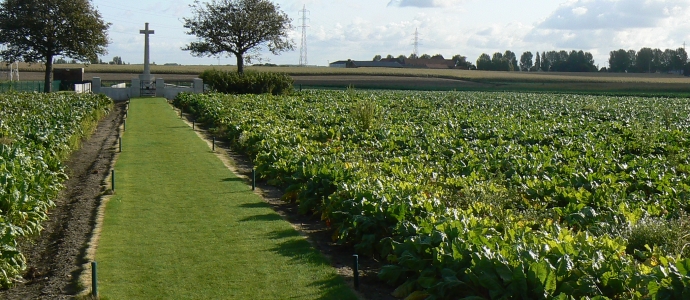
top-left (54, 56), bottom-right (128, 65)
top-left (476, 51), bottom-right (519, 71)
top-left (372, 47), bottom-right (690, 74)
top-left (373, 53), bottom-right (476, 69)
top-left (477, 50), bottom-right (597, 72)
top-left (607, 47), bottom-right (688, 73)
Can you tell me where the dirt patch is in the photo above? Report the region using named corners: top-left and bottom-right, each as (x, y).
top-left (175, 104), bottom-right (396, 300)
top-left (0, 101), bottom-right (126, 300)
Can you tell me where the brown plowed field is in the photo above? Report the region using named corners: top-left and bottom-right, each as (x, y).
top-left (20, 71), bottom-right (490, 90)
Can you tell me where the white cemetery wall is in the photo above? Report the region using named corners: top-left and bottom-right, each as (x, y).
top-left (164, 86), bottom-right (194, 100)
top-left (101, 87), bottom-right (131, 101)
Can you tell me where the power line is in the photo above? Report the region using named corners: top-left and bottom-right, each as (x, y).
top-left (299, 5), bottom-right (309, 66)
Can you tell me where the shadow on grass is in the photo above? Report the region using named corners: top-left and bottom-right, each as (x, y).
top-left (267, 228), bottom-right (301, 239)
top-left (271, 238), bottom-right (326, 265)
top-left (221, 177), bottom-right (243, 182)
top-left (270, 237), bottom-right (359, 300)
top-left (238, 213), bottom-right (283, 222)
top-left (239, 202), bottom-right (271, 208)
top-left (309, 277), bottom-right (359, 300)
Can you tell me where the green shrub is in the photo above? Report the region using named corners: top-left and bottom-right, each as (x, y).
top-left (199, 69), bottom-right (293, 95)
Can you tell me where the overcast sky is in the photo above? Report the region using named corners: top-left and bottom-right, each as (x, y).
top-left (90, 0), bottom-right (690, 68)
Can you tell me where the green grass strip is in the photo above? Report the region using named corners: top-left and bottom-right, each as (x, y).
top-left (96, 98), bottom-right (356, 299)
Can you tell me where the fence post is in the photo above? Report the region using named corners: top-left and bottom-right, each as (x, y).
top-left (353, 254), bottom-right (359, 290)
top-left (91, 261), bottom-right (98, 297)
top-left (252, 169), bottom-right (256, 191)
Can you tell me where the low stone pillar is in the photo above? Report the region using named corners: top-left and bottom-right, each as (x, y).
top-left (193, 78), bottom-right (203, 94)
top-left (92, 77), bottom-right (101, 94)
top-left (131, 78), bottom-right (141, 98)
top-left (156, 78), bottom-right (165, 97)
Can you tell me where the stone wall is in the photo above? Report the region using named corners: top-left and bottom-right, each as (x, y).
top-left (92, 77), bottom-right (203, 101)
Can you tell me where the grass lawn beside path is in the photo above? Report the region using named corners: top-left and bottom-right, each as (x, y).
top-left (96, 98), bottom-right (357, 299)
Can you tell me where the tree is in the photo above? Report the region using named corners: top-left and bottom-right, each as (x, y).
top-left (519, 51), bottom-right (533, 71)
top-left (609, 49), bottom-right (631, 72)
top-left (386, 54), bottom-right (394, 59)
top-left (534, 52), bottom-right (541, 71)
top-left (503, 50), bottom-right (518, 71)
top-left (431, 54), bottom-right (445, 60)
top-left (636, 47), bottom-right (653, 73)
top-left (452, 54), bottom-right (473, 69)
top-left (491, 52), bottom-right (509, 71)
top-left (626, 50), bottom-right (638, 72)
top-left (541, 51), bottom-right (549, 71)
top-left (476, 53), bottom-right (491, 70)
top-left (420, 54), bottom-right (431, 59)
top-left (373, 54), bottom-right (382, 61)
top-left (112, 56), bottom-right (124, 65)
top-left (652, 48), bottom-right (663, 72)
top-left (183, 0), bottom-right (294, 74)
top-left (671, 47), bottom-right (687, 72)
top-left (0, 0), bottom-right (110, 92)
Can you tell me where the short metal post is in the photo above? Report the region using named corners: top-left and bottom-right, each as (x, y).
top-left (91, 261), bottom-right (98, 297)
top-left (119, 136), bottom-right (122, 153)
top-left (193, 120), bottom-right (195, 131)
top-left (212, 136), bottom-right (215, 151)
top-left (111, 170), bottom-right (115, 192)
top-left (123, 119), bottom-right (126, 131)
top-left (353, 254), bottom-right (359, 290)
top-left (252, 169), bottom-right (256, 191)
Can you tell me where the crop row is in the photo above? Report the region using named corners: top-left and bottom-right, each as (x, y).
top-left (0, 92), bottom-right (112, 288)
top-left (175, 90), bottom-right (690, 299)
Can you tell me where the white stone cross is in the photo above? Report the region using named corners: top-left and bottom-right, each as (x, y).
top-left (140, 23), bottom-right (154, 77)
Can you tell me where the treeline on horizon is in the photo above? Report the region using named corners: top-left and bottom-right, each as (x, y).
top-left (374, 47), bottom-right (690, 74)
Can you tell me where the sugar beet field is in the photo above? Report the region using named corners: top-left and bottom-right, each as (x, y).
top-left (175, 90), bottom-right (690, 299)
top-left (3, 89), bottom-right (690, 299)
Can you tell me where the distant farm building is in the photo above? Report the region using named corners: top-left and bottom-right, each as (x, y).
top-left (330, 57), bottom-right (458, 69)
top-left (329, 60), bottom-right (403, 68)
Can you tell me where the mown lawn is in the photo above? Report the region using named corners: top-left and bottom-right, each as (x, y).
top-left (96, 98), bottom-right (356, 299)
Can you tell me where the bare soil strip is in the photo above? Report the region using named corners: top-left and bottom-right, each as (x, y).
top-left (0, 101), bottom-right (125, 300)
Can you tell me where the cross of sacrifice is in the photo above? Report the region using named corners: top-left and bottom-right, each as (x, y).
top-left (140, 23), bottom-right (155, 76)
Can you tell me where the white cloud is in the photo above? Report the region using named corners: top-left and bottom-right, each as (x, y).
top-left (539, 0), bottom-right (688, 30)
top-left (522, 0), bottom-right (690, 66)
top-left (572, 6), bottom-right (587, 16)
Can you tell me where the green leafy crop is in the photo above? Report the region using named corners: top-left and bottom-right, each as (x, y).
top-left (0, 92), bottom-right (112, 287)
top-left (175, 90), bottom-right (690, 299)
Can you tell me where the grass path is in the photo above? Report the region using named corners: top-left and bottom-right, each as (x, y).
top-left (96, 98), bottom-right (357, 299)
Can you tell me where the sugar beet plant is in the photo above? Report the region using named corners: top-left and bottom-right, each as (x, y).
top-left (0, 92), bottom-right (112, 288)
top-left (175, 91), bottom-right (690, 299)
